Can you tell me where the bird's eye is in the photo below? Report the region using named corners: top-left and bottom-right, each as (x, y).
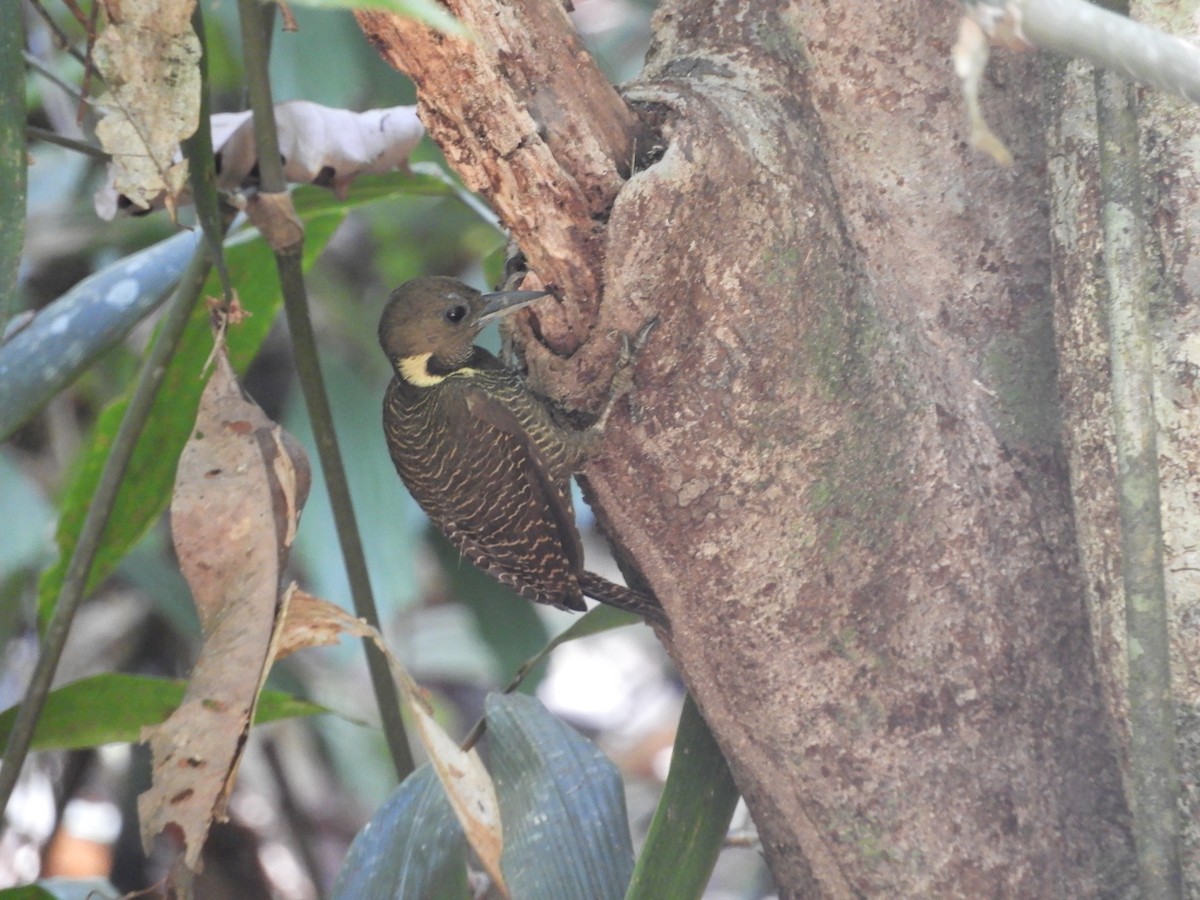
top-left (444, 305), bottom-right (468, 325)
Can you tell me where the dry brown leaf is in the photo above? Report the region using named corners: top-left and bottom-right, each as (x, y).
top-left (272, 590), bottom-right (506, 891)
top-left (275, 585), bottom-right (373, 660)
top-left (400, 668), bottom-right (505, 893)
top-left (92, 0), bottom-right (201, 218)
top-left (138, 348), bottom-right (311, 869)
top-left (215, 102), bottom-right (425, 199)
top-left (96, 102), bottom-right (424, 218)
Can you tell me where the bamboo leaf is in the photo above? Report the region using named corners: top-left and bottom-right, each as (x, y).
top-left (332, 764), bottom-right (471, 900)
top-left (486, 693), bottom-right (634, 900)
top-left (626, 694), bottom-right (740, 900)
top-left (294, 0), bottom-right (468, 38)
top-left (0, 673), bottom-right (329, 753)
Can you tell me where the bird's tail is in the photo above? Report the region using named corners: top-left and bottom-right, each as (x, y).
top-left (579, 572), bottom-right (669, 632)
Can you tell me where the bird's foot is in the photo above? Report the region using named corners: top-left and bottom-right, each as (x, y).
top-left (595, 317), bottom-right (658, 430)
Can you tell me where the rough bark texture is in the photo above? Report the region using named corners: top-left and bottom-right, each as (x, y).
top-left (355, 0), bottom-right (1200, 894)
top-left (1137, 2), bottom-right (1200, 884)
top-left (357, 1), bottom-right (637, 355)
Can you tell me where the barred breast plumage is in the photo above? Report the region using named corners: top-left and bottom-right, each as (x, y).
top-left (378, 276), bottom-right (667, 630)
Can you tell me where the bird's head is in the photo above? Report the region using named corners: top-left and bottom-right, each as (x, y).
top-left (379, 276), bottom-right (548, 386)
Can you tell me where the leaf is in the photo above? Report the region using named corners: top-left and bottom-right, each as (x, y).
top-left (275, 592), bottom-right (506, 890)
top-left (0, 230), bottom-right (202, 441)
top-left (217, 102), bottom-right (424, 198)
top-left (0, 673), bottom-right (328, 753)
top-left (0, 879), bottom-right (119, 900)
top-left (99, 103), bottom-right (426, 217)
top-left (486, 693), bottom-right (635, 900)
top-left (138, 349), bottom-right (310, 868)
top-left (92, 0), bottom-right (201, 216)
top-left (331, 765), bottom-right (470, 900)
top-left (274, 586), bottom-right (365, 660)
top-left (301, 0), bottom-right (468, 37)
top-left (625, 694), bottom-right (740, 900)
top-left (501, 604), bottom-right (637, 694)
top-left (35, 197), bottom-right (348, 625)
top-left (401, 672), bottom-right (504, 891)
top-left (0, 888), bottom-right (54, 900)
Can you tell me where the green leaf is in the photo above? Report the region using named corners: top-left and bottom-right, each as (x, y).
top-left (35, 175), bottom-right (427, 624)
top-left (0, 673), bottom-right (329, 752)
top-left (0, 230), bottom-right (203, 441)
top-left (294, 170), bottom-right (458, 219)
top-left (0, 889), bottom-right (54, 900)
top-left (287, 0), bottom-right (469, 38)
top-left (0, 880), bottom-right (118, 900)
top-left (332, 764), bottom-right (470, 900)
top-left (626, 694), bottom-right (740, 900)
top-left (501, 604), bottom-right (639, 693)
top-left (35, 226), bottom-right (290, 622)
top-left (486, 693), bottom-right (634, 900)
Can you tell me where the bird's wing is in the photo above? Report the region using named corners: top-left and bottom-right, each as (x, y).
top-left (461, 385), bottom-right (586, 578)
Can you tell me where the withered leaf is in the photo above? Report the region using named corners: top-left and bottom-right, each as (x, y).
top-left (96, 102), bottom-right (425, 218)
top-left (275, 590), bottom-right (506, 890)
top-left (275, 585), bottom-right (372, 661)
top-left (138, 348), bottom-right (310, 869)
top-left (92, 0), bottom-right (201, 217)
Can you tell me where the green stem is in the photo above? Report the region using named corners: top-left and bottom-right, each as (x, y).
top-left (236, 0), bottom-right (414, 781)
top-left (626, 694), bottom-right (740, 900)
top-left (181, 4), bottom-right (232, 304)
top-left (1096, 70), bottom-right (1181, 898)
top-left (1, 9), bottom-right (26, 337)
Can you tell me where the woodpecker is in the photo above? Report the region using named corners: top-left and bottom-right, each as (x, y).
top-left (379, 276), bottom-right (667, 631)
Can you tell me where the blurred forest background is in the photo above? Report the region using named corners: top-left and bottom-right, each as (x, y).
top-left (1, 0), bottom-right (771, 895)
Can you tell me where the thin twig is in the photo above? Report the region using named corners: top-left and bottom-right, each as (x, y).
top-left (181, 5), bottom-right (233, 306)
top-left (26, 0), bottom-right (92, 70)
top-left (262, 736), bottom-right (327, 900)
top-left (236, 0), bottom-right (415, 781)
top-left (25, 125), bottom-right (110, 160)
top-left (23, 50), bottom-right (89, 104)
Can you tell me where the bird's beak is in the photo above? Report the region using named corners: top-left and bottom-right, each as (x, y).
top-left (477, 289), bottom-right (549, 325)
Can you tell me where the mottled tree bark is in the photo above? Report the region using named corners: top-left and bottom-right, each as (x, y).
top-left (359, 0), bottom-right (1200, 894)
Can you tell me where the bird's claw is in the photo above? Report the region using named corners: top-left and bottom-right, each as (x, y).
top-left (605, 316), bottom-right (658, 425)
top-left (611, 316), bottom-right (659, 365)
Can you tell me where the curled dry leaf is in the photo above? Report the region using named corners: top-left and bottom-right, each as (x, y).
top-left (92, 0), bottom-right (201, 218)
top-left (275, 590), bottom-right (507, 893)
top-left (274, 585), bottom-right (371, 660)
top-left (95, 102), bottom-right (425, 218)
top-left (216, 101), bottom-right (425, 199)
top-left (138, 347), bottom-right (311, 869)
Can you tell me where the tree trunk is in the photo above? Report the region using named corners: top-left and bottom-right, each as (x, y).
top-left (358, 0), bottom-right (1200, 894)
